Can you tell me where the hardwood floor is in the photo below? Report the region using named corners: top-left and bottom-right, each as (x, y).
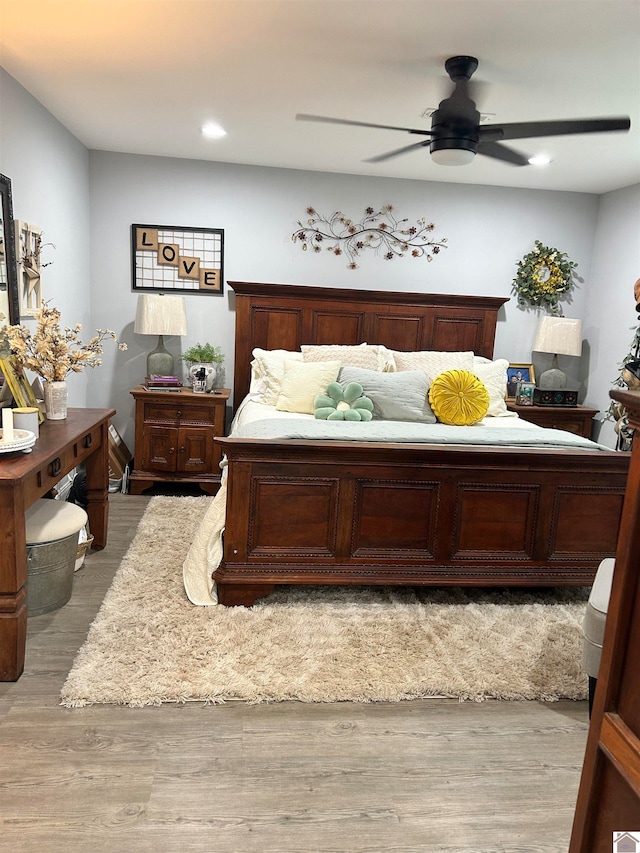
top-left (0, 492), bottom-right (589, 852)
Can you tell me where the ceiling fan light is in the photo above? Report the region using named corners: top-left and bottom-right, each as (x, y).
top-left (430, 148), bottom-right (476, 166)
top-left (528, 154), bottom-right (552, 166)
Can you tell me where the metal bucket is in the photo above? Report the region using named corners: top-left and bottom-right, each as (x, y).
top-left (26, 532), bottom-right (78, 616)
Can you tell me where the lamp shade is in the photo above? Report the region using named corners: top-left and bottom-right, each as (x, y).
top-left (134, 294), bottom-right (187, 337)
top-left (532, 316), bottom-right (582, 357)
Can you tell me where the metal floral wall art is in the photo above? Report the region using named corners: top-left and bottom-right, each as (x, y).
top-left (292, 205), bottom-right (448, 270)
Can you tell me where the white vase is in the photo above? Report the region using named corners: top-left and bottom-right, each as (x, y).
top-left (43, 380), bottom-right (68, 420)
top-left (187, 362), bottom-right (218, 392)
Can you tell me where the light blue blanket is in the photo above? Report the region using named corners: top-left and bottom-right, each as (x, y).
top-left (231, 418), bottom-right (610, 452)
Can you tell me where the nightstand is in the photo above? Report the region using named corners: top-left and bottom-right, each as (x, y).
top-left (129, 387), bottom-right (230, 495)
top-left (506, 402), bottom-right (598, 438)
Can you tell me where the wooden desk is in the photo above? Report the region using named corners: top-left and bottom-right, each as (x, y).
top-left (0, 408), bottom-right (114, 681)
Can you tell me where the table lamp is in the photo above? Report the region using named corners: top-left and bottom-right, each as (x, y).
top-left (532, 316), bottom-right (582, 390)
top-left (134, 294), bottom-right (187, 377)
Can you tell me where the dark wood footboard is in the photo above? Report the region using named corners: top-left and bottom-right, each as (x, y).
top-left (215, 437), bottom-right (629, 606)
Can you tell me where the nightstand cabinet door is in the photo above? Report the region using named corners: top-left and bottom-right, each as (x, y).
top-left (180, 427), bottom-right (213, 473)
top-left (143, 426), bottom-right (178, 473)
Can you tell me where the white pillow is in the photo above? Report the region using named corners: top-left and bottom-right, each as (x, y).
top-left (301, 343), bottom-right (384, 371)
top-left (377, 345), bottom-right (396, 372)
top-left (471, 357), bottom-right (509, 416)
top-left (250, 348), bottom-right (303, 405)
top-left (275, 360), bottom-right (342, 414)
top-left (391, 350), bottom-right (474, 375)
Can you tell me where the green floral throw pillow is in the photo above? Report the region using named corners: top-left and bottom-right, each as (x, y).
top-left (314, 382), bottom-right (374, 421)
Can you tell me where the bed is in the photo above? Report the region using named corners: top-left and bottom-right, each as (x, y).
top-left (186, 281), bottom-right (629, 607)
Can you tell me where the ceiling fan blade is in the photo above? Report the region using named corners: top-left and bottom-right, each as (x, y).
top-left (477, 141), bottom-right (530, 166)
top-left (365, 140), bottom-right (431, 163)
top-left (479, 117), bottom-right (630, 142)
top-left (296, 113), bottom-right (431, 137)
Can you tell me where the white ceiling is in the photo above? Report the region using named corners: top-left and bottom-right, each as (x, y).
top-left (1, 0), bottom-right (639, 194)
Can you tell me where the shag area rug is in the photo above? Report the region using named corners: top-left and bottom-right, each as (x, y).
top-left (61, 496), bottom-right (589, 707)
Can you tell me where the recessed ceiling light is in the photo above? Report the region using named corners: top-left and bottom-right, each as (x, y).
top-left (201, 122), bottom-right (227, 139)
top-left (528, 154), bottom-right (552, 166)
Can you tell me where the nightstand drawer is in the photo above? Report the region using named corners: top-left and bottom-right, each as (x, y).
top-left (546, 418), bottom-right (585, 435)
top-left (144, 401), bottom-right (217, 426)
top-left (507, 402), bottom-right (598, 439)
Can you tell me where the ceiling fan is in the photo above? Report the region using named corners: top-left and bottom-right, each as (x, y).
top-left (296, 55), bottom-right (631, 167)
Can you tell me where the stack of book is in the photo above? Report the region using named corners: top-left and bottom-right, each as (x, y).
top-left (143, 375), bottom-right (183, 392)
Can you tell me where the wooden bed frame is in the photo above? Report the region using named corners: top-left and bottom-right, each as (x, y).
top-left (214, 281), bottom-right (629, 606)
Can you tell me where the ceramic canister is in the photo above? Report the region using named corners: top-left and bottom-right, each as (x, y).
top-left (12, 407), bottom-right (40, 438)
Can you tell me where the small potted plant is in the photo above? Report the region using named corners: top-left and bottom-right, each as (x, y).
top-left (181, 342), bottom-right (224, 391)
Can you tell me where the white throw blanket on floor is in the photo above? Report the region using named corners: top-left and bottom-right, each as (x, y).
top-left (183, 468), bottom-right (226, 605)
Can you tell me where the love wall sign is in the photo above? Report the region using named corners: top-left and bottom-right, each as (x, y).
top-left (131, 224), bottom-right (224, 295)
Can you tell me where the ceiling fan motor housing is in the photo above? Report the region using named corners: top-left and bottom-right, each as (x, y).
top-left (430, 56), bottom-right (481, 162)
top-left (429, 106), bottom-right (480, 162)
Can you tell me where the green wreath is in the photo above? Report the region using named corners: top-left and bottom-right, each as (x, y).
top-left (512, 240), bottom-right (577, 313)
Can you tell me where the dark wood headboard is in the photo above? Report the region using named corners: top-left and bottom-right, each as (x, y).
top-left (229, 281), bottom-right (508, 411)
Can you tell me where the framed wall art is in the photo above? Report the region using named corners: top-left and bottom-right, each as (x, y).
top-left (506, 363), bottom-right (535, 401)
top-left (0, 356), bottom-right (44, 423)
top-left (0, 358), bottom-right (44, 420)
top-left (15, 220), bottom-right (46, 317)
top-left (0, 173), bottom-right (20, 327)
top-left (14, 362), bottom-right (45, 421)
top-left (131, 224), bottom-right (224, 296)
top-left (0, 357), bottom-right (29, 409)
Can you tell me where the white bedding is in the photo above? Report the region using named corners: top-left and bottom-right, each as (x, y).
top-left (182, 399), bottom-right (603, 606)
top-left (234, 396), bottom-right (525, 430)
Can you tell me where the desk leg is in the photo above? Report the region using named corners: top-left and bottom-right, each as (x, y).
top-left (84, 426), bottom-right (110, 551)
top-left (0, 590), bottom-right (27, 681)
top-left (0, 489), bottom-right (28, 681)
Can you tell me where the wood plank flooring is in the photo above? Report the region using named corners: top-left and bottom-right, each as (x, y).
top-left (0, 491), bottom-right (589, 852)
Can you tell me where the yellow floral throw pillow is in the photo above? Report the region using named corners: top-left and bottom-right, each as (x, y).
top-left (428, 369), bottom-right (490, 426)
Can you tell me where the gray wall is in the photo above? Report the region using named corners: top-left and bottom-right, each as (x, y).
top-left (0, 67), bottom-right (91, 408)
top-left (2, 66), bottom-right (639, 451)
top-left (584, 183), bottom-right (640, 446)
top-left (89, 150), bottom-right (601, 448)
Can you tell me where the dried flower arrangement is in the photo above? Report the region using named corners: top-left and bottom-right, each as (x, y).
top-left (1, 302), bottom-right (127, 382)
top-left (292, 205), bottom-right (448, 270)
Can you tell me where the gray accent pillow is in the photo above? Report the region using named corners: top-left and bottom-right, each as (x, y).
top-left (339, 366), bottom-right (436, 423)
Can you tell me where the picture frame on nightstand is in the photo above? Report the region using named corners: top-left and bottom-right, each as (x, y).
top-left (506, 363), bottom-right (535, 401)
top-left (515, 381), bottom-right (536, 406)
